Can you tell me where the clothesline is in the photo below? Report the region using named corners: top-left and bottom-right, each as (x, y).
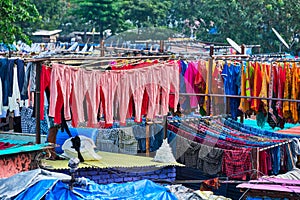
top-left (214, 57), bottom-right (300, 62)
top-left (23, 55), bottom-right (171, 62)
top-left (212, 54), bottom-right (250, 58)
top-left (3, 53), bottom-right (300, 144)
top-left (166, 114), bottom-right (227, 123)
top-left (178, 93), bottom-right (300, 103)
top-left (259, 140), bottom-right (292, 152)
top-left (167, 117), bottom-right (299, 180)
top-left (258, 139), bottom-right (297, 169)
top-left (175, 169), bottom-right (278, 190)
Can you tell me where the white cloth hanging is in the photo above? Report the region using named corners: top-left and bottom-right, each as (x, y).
top-left (8, 66), bottom-right (21, 115)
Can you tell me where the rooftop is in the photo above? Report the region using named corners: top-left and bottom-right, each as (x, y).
top-left (32, 30), bottom-right (62, 36)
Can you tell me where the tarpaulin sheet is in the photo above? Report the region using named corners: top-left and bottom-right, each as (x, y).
top-left (0, 169), bottom-right (70, 199)
top-left (0, 169), bottom-right (177, 200)
top-left (43, 179), bottom-right (177, 200)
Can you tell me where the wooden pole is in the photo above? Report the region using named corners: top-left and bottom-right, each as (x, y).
top-left (240, 44), bottom-right (246, 123)
top-left (207, 45), bottom-right (214, 116)
top-left (159, 40), bottom-right (164, 53)
top-left (209, 45), bottom-right (214, 57)
top-left (35, 61), bottom-right (42, 144)
top-left (146, 119), bottom-right (150, 157)
top-left (100, 40), bottom-right (105, 57)
top-left (163, 115), bottom-right (167, 139)
top-left (251, 148), bottom-right (260, 179)
top-left (207, 58), bottom-right (213, 116)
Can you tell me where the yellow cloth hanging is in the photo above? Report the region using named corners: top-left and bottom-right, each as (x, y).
top-left (251, 62), bottom-right (262, 112)
top-left (239, 62), bottom-right (250, 112)
top-left (290, 62), bottom-right (299, 123)
top-left (245, 61), bottom-right (254, 101)
top-left (259, 63), bottom-right (268, 111)
top-left (203, 60), bottom-right (210, 113)
top-left (283, 62), bottom-right (291, 118)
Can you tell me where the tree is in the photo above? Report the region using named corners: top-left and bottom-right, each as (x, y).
top-left (69, 0), bottom-right (124, 40)
top-left (168, 0), bottom-right (202, 29)
top-left (0, 0), bottom-right (39, 44)
top-left (29, 0), bottom-right (68, 31)
top-left (199, 0), bottom-right (300, 53)
top-left (169, 0), bottom-right (300, 53)
top-left (123, 0), bottom-right (173, 28)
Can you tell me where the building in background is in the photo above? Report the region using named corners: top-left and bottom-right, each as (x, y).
top-left (32, 30), bottom-right (62, 43)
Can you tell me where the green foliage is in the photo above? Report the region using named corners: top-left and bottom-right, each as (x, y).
top-left (0, 0), bottom-right (39, 44)
top-left (106, 27), bottom-right (178, 43)
top-left (69, 0), bottom-right (124, 39)
top-left (123, 0), bottom-right (173, 28)
top-left (29, 0), bottom-right (68, 30)
top-left (169, 0), bottom-right (300, 53)
top-left (2, 0), bottom-right (299, 53)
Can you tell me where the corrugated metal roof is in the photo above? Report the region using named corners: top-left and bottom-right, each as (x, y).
top-left (32, 30), bottom-right (62, 36)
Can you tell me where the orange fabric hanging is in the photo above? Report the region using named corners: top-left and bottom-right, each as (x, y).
top-left (290, 62), bottom-right (299, 123)
top-left (251, 62), bottom-right (263, 112)
top-left (239, 62), bottom-right (250, 112)
top-left (259, 63), bottom-right (268, 112)
top-left (283, 62), bottom-right (291, 119)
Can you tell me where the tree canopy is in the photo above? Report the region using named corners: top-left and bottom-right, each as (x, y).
top-left (123, 0), bottom-right (172, 28)
top-left (69, 0), bottom-right (124, 40)
top-left (0, 0), bottom-right (39, 44)
top-left (29, 0), bottom-right (68, 31)
top-left (169, 0), bottom-right (300, 52)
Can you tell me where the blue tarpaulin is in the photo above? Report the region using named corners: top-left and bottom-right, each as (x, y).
top-left (0, 169), bottom-right (177, 200)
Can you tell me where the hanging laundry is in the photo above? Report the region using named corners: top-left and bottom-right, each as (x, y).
top-left (40, 65), bottom-right (52, 120)
top-left (49, 64), bottom-right (73, 123)
top-left (221, 61), bottom-right (241, 120)
top-left (251, 62), bottom-right (262, 112)
top-left (178, 60), bottom-right (190, 112)
top-left (290, 63), bottom-right (300, 123)
top-left (176, 134), bottom-right (201, 168)
top-left (211, 61), bottom-right (224, 115)
top-left (20, 106), bottom-right (36, 134)
top-left (271, 146), bottom-right (281, 175)
top-left (259, 150), bottom-right (270, 176)
top-left (239, 61), bottom-right (250, 113)
top-left (197, 144), bottom-right (223, 175)
top-left (8, 65), bottom-right (21, 113)
top-left (283, 63), bottom-right (292, 120)
top-left (96, 128), bottom-right (119, 153)
top-left (184, 61), bottom-right (201, 109)
top-left (276, 63), bottom-right (286, 119)
top-left (267, 63), bottom-right (277, 128)
top-left (0, 58), bottom-right (9, 107)
top-left (222, 148), bottom-right (251, 180)
top-left (132, 124), bottom-right (164, 152)
top-left (118, 127), bottom-right (138, 155)
top-left (48, 62), bottom-right (179, 127)
top-left (0, 77), bottom-right (2, 115)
